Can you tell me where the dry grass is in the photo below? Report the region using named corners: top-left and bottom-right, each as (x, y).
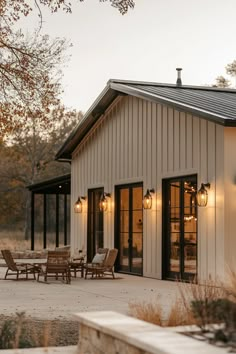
top-left (129, 299), bottom-right (162, 326)
top-left (0, 231), bottom-right (57, 251)
top-left (129, 297), bottom-right (195, 327)
top-left (129, 278), bottom-right (227, 329)
top-left (166, 298), bottom-right (196, 327)
top-left (177, 278), bottom-right (226, 329)
top-left (224, 268), bottom-right (236, 302)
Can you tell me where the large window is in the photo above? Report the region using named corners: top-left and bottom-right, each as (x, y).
top-left (162, 175), bottom-right (197, 281)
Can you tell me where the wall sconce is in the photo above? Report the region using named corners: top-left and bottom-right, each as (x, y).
top-left (99, 192), bottom-right (111, 212)
top-left (143, 188), bottom-right (155, 209)
top-left (197, 183), bottom-right (210, 207)
top-left (74, 196), bottom-right (86, 213)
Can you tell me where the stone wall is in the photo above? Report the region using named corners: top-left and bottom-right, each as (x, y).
top-left (79, 323), bottom-right (149, 354)
top-left (75, 311), bottom-right (228, 354)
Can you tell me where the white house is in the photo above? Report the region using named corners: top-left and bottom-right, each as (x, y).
top-left (56, 77), bottom-right (236, 282)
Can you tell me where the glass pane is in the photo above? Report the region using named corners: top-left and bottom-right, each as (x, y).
top-left (119, 233), bottom-right (129, 270)
top-left (95, 192), bottom-right (101, 212)
top-left (120, 189), bottom-right (129, 210)
top-left (120, 211), bottom-right (129, 232)
top-left (170, 232), bottom-right (180, 273)
top-left (131, 233), bottom-right (142, 273)
top-left (184, 232), bottom-right (197, 244)
top-left (184, 215), bottom-right (197, 233)
top-left (184, 180), bottom-right (197, 216)
top-left (95, 212), bottom-right (103, 231)
top-left (133, 187), bottom-right (143, 209)
top-left (95, 230), bottom-right (103, 250)
top-left (170, 207), bottom-right (180, 221)
top-left (170, 182), bottom-right (180, 207)
top-left (184, 243), bottom-right (197, 274)
top-left (132, 211), bottom-right (143, 232)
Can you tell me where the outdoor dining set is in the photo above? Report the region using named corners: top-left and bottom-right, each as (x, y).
top-left (1, 248), bottom-right (118, 284)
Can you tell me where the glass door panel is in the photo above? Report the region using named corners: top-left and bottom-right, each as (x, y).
top-left (116, 183), bottom-right (143, 275)
top-left (132, 233), bottom-right (142, 274)
top-left (163, 175), bottom-right (197, 281)
top-left (119, 233), bottom-right (129, 271)
top-left (87, 188), bottom-right (104, 262)
top-left (170, 232), bottom-right (180, 273)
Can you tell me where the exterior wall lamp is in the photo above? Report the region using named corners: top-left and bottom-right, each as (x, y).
top-left (74, 196), bottom-right (86, 213)
top-left (197, 183), bottom-right (210, 207)
top-left (143, 188), bottom-right (155, 209)
top-left (99, 192), bottom-right (111, 212)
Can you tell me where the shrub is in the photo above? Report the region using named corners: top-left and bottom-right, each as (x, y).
top-left (0, 312), bottom-right (35, 349)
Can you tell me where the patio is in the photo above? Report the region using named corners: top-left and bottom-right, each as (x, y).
top-left (0, 265), bottom-right (178, 320)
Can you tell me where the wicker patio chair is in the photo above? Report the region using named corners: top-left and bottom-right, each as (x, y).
top-left (84, 248), bottom-right (118, 279)
top-left (37, 250), bottom-right (71, 284)
top-left (83, 247), bottom-right (108, 277)
top-left (1, 249), bottom-right (38, 280)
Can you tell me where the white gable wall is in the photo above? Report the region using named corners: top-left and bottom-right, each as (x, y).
top-left (71, 95), bottom-right (227, 281)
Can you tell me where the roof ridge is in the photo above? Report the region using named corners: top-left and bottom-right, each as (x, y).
top-left (108, 79), bottom-right (236, 93)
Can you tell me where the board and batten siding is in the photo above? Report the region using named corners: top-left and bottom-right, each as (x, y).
top-left (71, 95), bottom-right (226, 281)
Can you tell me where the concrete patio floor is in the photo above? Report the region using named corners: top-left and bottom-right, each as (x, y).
top-left (0, 266), bottom-right (179, 320)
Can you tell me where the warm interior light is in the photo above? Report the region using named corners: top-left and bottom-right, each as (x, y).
top-left (74, 196), bottom-right (86, 213)
top-left (197, 183), bottom-right (210, 207)
top-left (143, 189), bottom-right (155, 209)
top-left (99, 193), bottom-right (111, 212)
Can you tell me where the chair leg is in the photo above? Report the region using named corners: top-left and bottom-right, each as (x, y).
top-left (5, 269), bottom-right (8, 279)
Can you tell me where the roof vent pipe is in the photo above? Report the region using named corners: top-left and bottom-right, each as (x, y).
top-left (176, 68), bottom-right (182, 86)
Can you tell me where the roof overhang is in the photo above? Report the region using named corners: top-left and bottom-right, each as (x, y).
top-left (27, 174), bottom-right (71, 194)
top-left (55, 83), bottom-right (126, 161)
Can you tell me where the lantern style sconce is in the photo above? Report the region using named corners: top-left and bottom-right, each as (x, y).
top-left (99, 192), bottom-right (111, 212)
top-left (143, 188), bottom-right (155, 209)
top-left (197, 183), bottom-right (210, 207)
top-left (74, 196), bottom-right (86, 213)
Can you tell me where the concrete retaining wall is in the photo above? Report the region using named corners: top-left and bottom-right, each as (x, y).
top-left (75, 311), bottom-right (228, 354)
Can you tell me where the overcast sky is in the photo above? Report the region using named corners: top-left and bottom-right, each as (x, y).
top-left (23, 0), bottom-right (236, 112)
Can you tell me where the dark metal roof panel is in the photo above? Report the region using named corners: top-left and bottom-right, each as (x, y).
top-left (125, 84), bottom-right (236, 121)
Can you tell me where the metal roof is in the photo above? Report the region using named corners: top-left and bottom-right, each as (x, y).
top-left (56, 79), bottom-right (236, 161)
top-left (27, 174), bottom-right (71, 194)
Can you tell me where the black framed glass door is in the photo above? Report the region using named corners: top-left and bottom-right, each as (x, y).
top-left (162, 175), bottom-right (197, 281)
top-left (87, 188), bottom-right (104, 262)
top-left (115, 183), bottom-right (143, 275)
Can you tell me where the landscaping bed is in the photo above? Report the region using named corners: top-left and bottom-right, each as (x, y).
top-left (0, 314), bottom-right (79, 349)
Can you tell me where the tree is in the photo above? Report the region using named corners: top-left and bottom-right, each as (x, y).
top-left (0, 0), bottom-right (70, 137)
top-left (214, 76), bottom-right (231, 88)
top-left (0, 107), bottom-right (83, 239)
top-left (0, 0), bottom-right (135, 136)
top-left (214, 60), bottom-right (236, 88)
top-left (226, 60), bottom-right (236, 87)
top-left (0, 33), bottom-right (69, 137)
